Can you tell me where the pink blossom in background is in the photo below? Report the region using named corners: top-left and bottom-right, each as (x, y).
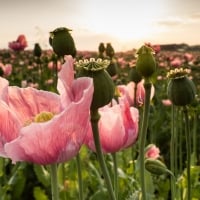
top-left (162, 99), bottom-right (172, 106)
top-left (184, 53), bottom-right (193, 62)
top-left (145, 42), bottom-right (161, 54)
top-left (145, 144), bottom-right (160, 159)
top-left (8, 34), bottom-right (28, 51)
top-left (48, 61), bottom-right (62, 71)
top-left (117, 80), bottom-right (155, 106)
top-left (0, 56), bottom-right (94, 165)
top-left (0, 63), bottom-right (12, 77)
top-left (84, 98), bottom-right (139, 153)
top-left (170, 57), bottom-right (182, 67)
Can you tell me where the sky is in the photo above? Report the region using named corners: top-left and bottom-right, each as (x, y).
top-left (1, 0), bottom-right (200, 51)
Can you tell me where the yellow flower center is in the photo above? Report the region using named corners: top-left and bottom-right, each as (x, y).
top-left (34, 111), bottom-right (54, 123)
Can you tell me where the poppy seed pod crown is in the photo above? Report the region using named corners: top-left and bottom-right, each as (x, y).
top-left (75, 58), bottom-right (115, 110)
top-left (167, 68), bottom-right (196, 106)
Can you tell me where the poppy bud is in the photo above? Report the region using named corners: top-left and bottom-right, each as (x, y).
top-left (75, 58), bottom-right (115, 110)
top-left (49, 27), bottom-right (76, 57)
top-left (129, 67), bottom-right (142, 83)
top-left (136, 45), bottom-right (156, 78)
top-left (33, 43), bottom-right (42, 58)
top-left (167, 68), bottom-right (196, 106)
top-left (145, 158), bottom-right (172, 176)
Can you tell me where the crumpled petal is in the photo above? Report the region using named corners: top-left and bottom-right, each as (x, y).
top-left (4, 55), bottom-right (94, 165)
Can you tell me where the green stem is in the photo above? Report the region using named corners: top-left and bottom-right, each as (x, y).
top-left (183, 106), bottom-right (191, 200)
top-left (76, 153), bottom-right (83, 200)
top-left (170, 104), bottom-right (176, 200)
top-left (61, 163), bottom-right (67, 200)
top-left (192, 112), bottom-right (197, 164)
top-left (90, 109), bottom-right (116, 200)
top-left (112, 153), bottom-right (118, 200)
top-left (50, 163), bottom-right (59, 200)
top-left (138, 79), bottom-right (152, 200)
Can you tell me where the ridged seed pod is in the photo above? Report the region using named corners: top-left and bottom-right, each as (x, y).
top-left (167, 68), bottom-right (196, 106)
top-left (75, 58), bottom-right (115, 110)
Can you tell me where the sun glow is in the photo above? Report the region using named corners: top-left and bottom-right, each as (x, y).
top-left (78, 0), bottom-right (166, 44)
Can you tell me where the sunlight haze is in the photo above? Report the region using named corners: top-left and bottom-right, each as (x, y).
top-left (1, 0), bottom-right (200, 51)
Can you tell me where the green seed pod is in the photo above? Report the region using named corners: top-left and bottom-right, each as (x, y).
top-left (75, 58), bottom-right (115, 110)
top-left (145, 158), bottom-right (171, 176)
top-left (49, 27), bottom-right (76, 57)
top-left (136, 45), bottom-right (156, 78)
top-left (167, 68), bottom-right (196, 106)
top-left (129, 67), bottom-right (142, 83)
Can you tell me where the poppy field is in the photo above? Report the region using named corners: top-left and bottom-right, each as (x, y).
top-left (0, 32), bottom-right (200, 200)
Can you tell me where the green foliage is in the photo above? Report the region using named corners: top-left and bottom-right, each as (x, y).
top-left (33, 187), bottom-right (49, 200)
top-left (0, 49), bottom-right (200, 199)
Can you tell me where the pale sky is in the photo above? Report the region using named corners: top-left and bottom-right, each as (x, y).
top-left (1, 0), bottom-right (200, 51)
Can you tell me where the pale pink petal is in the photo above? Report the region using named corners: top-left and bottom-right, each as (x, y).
top-left (0, 101), bottom-right (21, 157)
top-left (99, 107), bottom-right (126, 153)
top-left (57, 55), bottom-right (75, 104)
top-left (7, 87), bottom-right (61, 124)
top-left (0, 77), bottom-right (9, 101)
top-left (5, 99), bottom-right (91, 165)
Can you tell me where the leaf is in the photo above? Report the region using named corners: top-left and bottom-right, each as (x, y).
top-left (89, 189), bottom-right (108, 200)
top-left (33, 186), bottom-right (48, 200)
top-left (33, 164), bottom-right (50, 187)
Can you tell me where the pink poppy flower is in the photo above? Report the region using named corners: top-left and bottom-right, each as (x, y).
top-left (145, 144), bottom-right (160, 159)
top-left (0, 55), bottom-right (93, 165)
top-left (84, 98), bottom-right (139, 153)
top-left (117, 80), bottom-right (155, 106)
top-left (8, 34), bottom-right (28, 51)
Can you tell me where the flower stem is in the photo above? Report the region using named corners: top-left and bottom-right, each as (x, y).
top-left (90, 109), bottom-right (116, 200)
top-left (170, 104), bottom-right (176, 200)
top-left (138, 79), bottom-right (152, 200)
top-left (50, 163), bottom-right (59, 200)
top-left (112, 153), bottom-right (118, 200)
top-left (183, 106), bottom-right (191, 200)
top-left (76, 153), bottom-right (83, 200)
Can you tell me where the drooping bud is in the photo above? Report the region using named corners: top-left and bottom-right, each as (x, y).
top-left (167, 68), bottom-right (196, 106)
top-left (75, 58), bottom-right (115, 110)
top-left (145, 158), bottom-right (173, 176)
top-left (136, 45), bottom-right (156, 78)
top-left (33, 43), bottom-right (42, 58)
top-left (105, 43), bottom-right (115, 58)
top-left (49, 27), bottom-right (76, 57)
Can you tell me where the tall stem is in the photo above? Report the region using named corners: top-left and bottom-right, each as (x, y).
top-left (112, 153), bottom-right (118, 200)
top-left (138, 79), bottom-right (152, 200)
top-left (90, 109), bottom-right (116, 200)
top-left (76, 153), bottom-right (83, 200)
top-left (192, 112), bottom-right (197, 164)
top-left (170, 104), bottom-right (176, 200)
top-left (183, 106), bottom-right (191, 200)
top-left (50, 163), bottom-right (59, 200)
